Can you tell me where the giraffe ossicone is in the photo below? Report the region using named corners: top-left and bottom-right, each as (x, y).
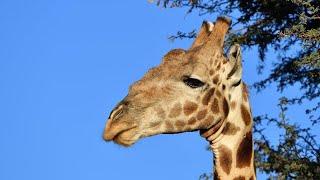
top-left (104, 16), bottom-right (256, 179)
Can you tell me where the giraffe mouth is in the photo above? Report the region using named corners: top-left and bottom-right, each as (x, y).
top-left (103, 114), bottom-right (140, 146)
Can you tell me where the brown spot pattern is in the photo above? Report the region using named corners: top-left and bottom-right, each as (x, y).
top-left (169, 103), bottom-right (182, 118)
top-left (197, 109), bottom-right (207, 120)
top-left (241, 104), bottom-right (251, 126)
top-left (222, 122), bottom-right (240, 135)
top-left (175, 120), bottom-right (185, 129)
top-left (183, 101), bottom-right (198, 115)
top-left (202, 88), bottom-right (215, 105)
top-left (216, 64), bottom-right (221, 70)
top-left (223, 98), bottom-right (229, 117)
top-left (230, 101), bottom-right (236, 110)
top-left (233, 176), bottom-right (245, 180)
top-left (209, 70), bottom-right (214, 75)
top-left (149, 121), bottom-right (162, 129)
top-left (155, 107), bottom-right (166, 119)
top-left (236, 131), bottom-right (253, 168)
top-left (188, 117), bottom-right (197, 125)
top-left (211, 98), bottom-right (220, 113)
top-left (161, 86), bottom-right (173, 95)
top-left (222, 59), bottom-right (227, 64)
top-left (212, 75), bottom-right (219, 84)
top-left (201, 115), bottom-right (214, 127)
top-left (242, 84), bottom-right (249, 102)
top-left (218, 145), bottom-right (232, 174)
top-left (165, 121), bottom-right (174, 132)
top-left (249, 176), bottom-right (254, 180)
top-left (216, 90), bottom-right (222, 98)
top-left (214, 59), bottom-right (218, 65)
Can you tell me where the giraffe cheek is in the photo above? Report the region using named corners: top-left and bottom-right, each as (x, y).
top-left (187, 117), bottom-right (197, 125)
top-left (183, 101), bottom-right (198, 116)
top-left (153, 106), bottom-right (167, 120)
top-left (148, 121), bottom-right (163, 129)
top-left (164, 121), bottom-right (175, 132)
top-left (196, 109), bottom-right (207, 120)
top-left (174, 120), bottom-right (186, 130)
top-left (200, 115), bottom-right (215, 128)
top-left (168, 103), bottom-right (182, 118)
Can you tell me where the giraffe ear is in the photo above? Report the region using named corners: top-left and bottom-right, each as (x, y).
top-left (227, 44), bottom-right (242, 85)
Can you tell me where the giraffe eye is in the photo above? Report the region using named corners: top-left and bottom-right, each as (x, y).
top-left (183, 76), bottom-right (205, 88)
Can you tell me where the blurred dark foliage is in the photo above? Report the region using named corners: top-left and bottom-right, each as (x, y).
top-left (151, 0), bottom-right (320, 178)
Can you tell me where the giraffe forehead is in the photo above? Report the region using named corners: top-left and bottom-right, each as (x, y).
top-left (191, 62), bottom-right (210, 77)
top-left (186, 47), bottom-right (226, 67)
top-left (139, 60), bottom-right (190, 82)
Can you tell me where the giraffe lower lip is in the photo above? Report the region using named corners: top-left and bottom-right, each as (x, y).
top-left (114, 135), bottom-right (134, 147)
top-left (112, 127), bottom-right (138, 146)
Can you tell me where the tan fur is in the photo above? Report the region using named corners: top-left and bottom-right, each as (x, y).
top-left (103, 17), bottom-right (256, 179)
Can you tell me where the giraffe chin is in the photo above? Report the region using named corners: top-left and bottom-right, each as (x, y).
top-left (112, 128), bottom-right (139, 147)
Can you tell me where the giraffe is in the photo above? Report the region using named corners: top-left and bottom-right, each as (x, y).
top-left (103, 17), bottom-right (256, 179)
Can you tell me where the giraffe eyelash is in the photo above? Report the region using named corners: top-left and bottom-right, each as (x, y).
top-left (182, 76), bottom-right (205, 88)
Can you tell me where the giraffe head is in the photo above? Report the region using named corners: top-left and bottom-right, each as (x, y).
top-left (103, 17), bottom-right (243, 147)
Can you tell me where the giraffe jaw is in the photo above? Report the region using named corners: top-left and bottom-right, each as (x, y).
top-left (199, 118), bottom-right (225, 139)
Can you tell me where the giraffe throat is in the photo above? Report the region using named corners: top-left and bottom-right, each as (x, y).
top-left (200, 83), bottom-right (256, 180)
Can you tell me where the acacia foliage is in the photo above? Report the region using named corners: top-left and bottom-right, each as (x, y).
top-left (152, 0), bottom-right (320, 178)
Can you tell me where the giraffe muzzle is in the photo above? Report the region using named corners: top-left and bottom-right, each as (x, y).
top-left (103, 99), bottom-right (139, 145)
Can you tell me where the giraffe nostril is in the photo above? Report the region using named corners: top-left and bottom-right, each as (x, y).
top-left (121, 100), bottom-right (129, 106)
top-left (109, 104), bottom-right (125, 120)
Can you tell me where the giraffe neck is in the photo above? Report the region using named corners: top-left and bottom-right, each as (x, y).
top-left (202, 83), bottom-right (256, 179)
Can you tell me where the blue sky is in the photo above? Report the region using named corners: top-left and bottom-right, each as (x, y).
top-left (0, 1), bottom-right (314, 180)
